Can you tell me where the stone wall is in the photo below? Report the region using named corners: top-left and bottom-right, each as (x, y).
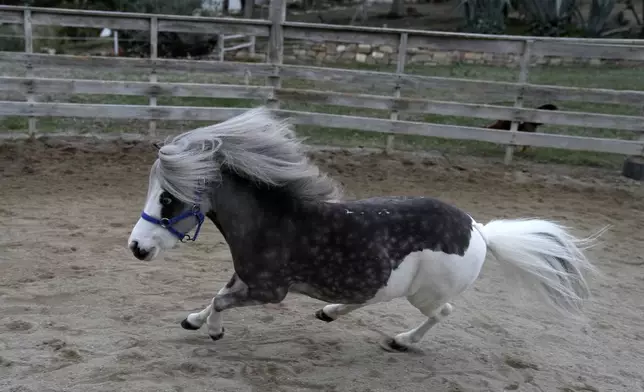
top-left (228, 37), bottom-right (637, 67)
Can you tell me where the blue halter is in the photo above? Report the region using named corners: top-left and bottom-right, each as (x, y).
top-left (140, 204), bottom-right (206, 243)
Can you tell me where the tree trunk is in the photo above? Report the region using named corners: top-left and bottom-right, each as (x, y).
top-left (388, 0), bottom-right (405, 18)
top-left (243, 0), bottom-right (255, 18)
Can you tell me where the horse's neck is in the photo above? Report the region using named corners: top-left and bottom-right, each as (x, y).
top-left (209, 172), bottom-right (300, 251)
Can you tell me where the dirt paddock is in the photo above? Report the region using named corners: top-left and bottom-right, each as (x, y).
top-left (1, 140), bottom-right (643, 392)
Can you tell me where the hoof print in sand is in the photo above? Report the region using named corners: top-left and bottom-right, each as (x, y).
top-left (39, 338), bottom-right (67, 351)
top-left (59, 348), bottom-right (82, 361)
top-left (6, 320), bottom-right (33, 331)
top-left (504, 355), bottom-right (540, 371)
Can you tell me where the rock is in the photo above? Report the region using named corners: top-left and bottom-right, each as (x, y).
top-left (549, 57), bottom-right (562, 65)
top-left (410, 54), bottom-right (432, 64)
top-left (234, 51), bottom-right (248, 60)
top-left (357, 44), bottom-right (371, 54)
top-left (355, 53), bottom-right (367, 63)
top-left (379, 45), bottom-right (394, 54)
top-left (589, 58), bottom-right (602, 66)
top-left (372, 51), bottom-right (385, 59)
top-left (336, 44), bottom-right (346, 53)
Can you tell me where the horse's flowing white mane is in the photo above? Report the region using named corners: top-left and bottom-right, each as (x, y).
top-left (153, 106), bottom-right (343, 205)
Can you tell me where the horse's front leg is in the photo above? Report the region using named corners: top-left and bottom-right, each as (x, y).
top-left (180, 273), bottom-right (239, 340)
top-left (181, 272), bottom-right (287, 341)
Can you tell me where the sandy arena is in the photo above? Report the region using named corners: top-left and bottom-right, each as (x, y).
top-left (1, 140), bottom-right (643, 392)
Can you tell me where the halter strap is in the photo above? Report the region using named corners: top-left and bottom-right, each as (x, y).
top-left (141, 204), bottom-right (205, 243)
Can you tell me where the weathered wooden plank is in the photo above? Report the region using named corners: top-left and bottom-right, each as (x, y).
top-left (533, 41), bottom-right (644, 60)
top-left (283, 25), bottom-right (399, 46)
top-left (281, 64), bottom-right (644, 106)
top-left (280, 64), bottom-right (520, 99)
top-left (2, 78), bottom-right (641, 131)
top-left (0, 52), bottom-right (275, 76)
top-left (0, 101), bottom-right (251, 121)
top-left (2, 4), bottom-right (643, 47)
top-left (158, 19), bottom-right (269, 36)
top-left (386, 32), bottom-right (408, 153)
top-left (513, 132), bottom-right (643, 154)
top-left (525, 84), bottom-right (644, 106)
top-left (3, 53), bottom-right (643, 106)
top-left (0, 9), bottom-right (22, 24)
top-left (280, 64), bottom-right (396, 88)
top-left (32, 12), bottom-right (150, 30)
top-left (149, 16), bottom-right (159, 136)
top-left (279, 110), bottom-right (642, 155)
top-left (0, 5), bottom-right (271, 29)
top-left (1, 101), bottom-right (641, 155)
top-left (0, 77), bottom-right (272, 99)
top-left (275, 89), bottom-right (644, 131)
top-left (407, 35), bottom-right (523, 54)
top-left (24, 9), bottom-right (37, 137)
top-left (0, 131), bottom-right (147, 142)
top-left (504, 39), bottom-right (533, 164)
top-left (267, 0), bottom-right (286, 109)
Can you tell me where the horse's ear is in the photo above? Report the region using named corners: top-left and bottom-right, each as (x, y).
top-left (152, 142), bottom-right (161, 151)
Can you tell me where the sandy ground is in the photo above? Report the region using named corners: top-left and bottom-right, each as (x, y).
top-left (1, 140), bottom-right (644, 392)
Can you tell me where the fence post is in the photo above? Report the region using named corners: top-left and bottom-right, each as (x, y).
top-left (23, 9), bottom-right (36, 138)
top-left (504, 39), bottom-right (534, 165)
top-left (249, 35), bottom-right (256, 57)
top-left (386, 32), bottom-right (408, 155)
top-left (267, 0), bottom-right (285, 110)
top-left (148, 16), bottom-right (158, 136)
top-left (217, 34), bottom-right (225, 61)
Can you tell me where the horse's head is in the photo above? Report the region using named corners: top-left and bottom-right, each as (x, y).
top-left (127, 106), bottom-right (342, 261)
top-left (127, 143), bottom-right (207, 261)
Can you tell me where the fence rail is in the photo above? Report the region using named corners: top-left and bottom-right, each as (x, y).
top-left (1, 4), bottom-right (644, 163)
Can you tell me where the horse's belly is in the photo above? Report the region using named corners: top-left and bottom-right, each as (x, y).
top-left (289, 280), bottom-right (383, 304)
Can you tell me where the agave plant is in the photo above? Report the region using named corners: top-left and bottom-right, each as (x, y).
top-left (518, 0), bottom-right (579, 36)
top-left (578, 0), bottom-right (618, 37)
top-left (457, 0), bottom-right (513, 34)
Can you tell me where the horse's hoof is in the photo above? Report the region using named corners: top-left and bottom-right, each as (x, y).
top-left (379, 337), bottom-right (410, 353)
top-left (315, 309), bottom-right (334, 323)
top-left (209, 327), bottom-right (225, 341)
top-left (180, 318), bottom-right (200, 330)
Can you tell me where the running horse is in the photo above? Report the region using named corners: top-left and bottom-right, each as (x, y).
top-left (128, 107), bottom-right (602, 352)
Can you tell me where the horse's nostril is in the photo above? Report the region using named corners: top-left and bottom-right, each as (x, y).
top-left (131, 241), bottom-right (150, 260)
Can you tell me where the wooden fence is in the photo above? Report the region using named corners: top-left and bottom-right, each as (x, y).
top-left (0, 3), bottom-right (643, 163)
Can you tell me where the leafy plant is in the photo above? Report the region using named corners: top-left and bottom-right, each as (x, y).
top-left (519, 0), bottom-right (579, 36)
top-left (577, 0), bottom-right (619, 37)
top-left (457, 0), bottom-right (513, 34)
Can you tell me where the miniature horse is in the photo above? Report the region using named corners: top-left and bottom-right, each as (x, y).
top-left (128, 107), bottom-right (601, 352)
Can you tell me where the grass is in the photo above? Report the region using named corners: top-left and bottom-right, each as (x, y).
top-left (1, 60), bottom-right (642, 169)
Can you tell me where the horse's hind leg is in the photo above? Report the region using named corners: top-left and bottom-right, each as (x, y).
top-left (315, 303), bottom-right (365, 322)
top-left (380, 282), bottom-right (455, 352)
top-left (381, 301), bottom-right (453, 352)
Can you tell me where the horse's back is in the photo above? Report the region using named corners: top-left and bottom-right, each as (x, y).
top-left (336, 196), bottom-right (475, 256)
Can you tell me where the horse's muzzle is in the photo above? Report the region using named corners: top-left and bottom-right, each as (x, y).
top-left (129, 240), bottom-right (153, 261)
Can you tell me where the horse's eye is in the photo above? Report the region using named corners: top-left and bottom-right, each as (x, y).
top-left (160, 196), bottom-right (173, 206)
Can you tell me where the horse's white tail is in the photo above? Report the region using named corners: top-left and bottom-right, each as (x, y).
top-left (477, 219), bottom-right (604, 319)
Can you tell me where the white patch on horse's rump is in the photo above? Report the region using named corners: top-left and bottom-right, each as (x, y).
top-left (372, 224), bottom-right (488, 313)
